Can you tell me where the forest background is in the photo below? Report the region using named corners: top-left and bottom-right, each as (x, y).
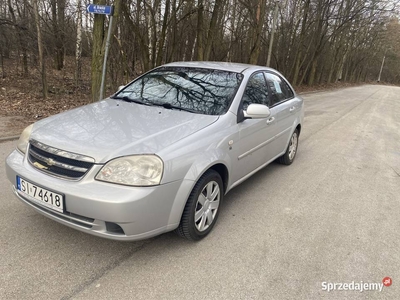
top-left (0, 0), bottom-right (399, 123)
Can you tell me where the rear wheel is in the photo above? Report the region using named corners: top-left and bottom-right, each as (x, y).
top-left (176, 170), bottom-right (223, 241)
top-left (278, 129), bottom-right (299, 165)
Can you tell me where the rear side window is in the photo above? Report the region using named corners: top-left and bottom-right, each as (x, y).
top-left (265, 73), bottom-right (294, 106)
top-left (242, 73), bottom-right (269, 110)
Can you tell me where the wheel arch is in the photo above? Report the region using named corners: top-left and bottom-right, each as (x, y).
top-left (166, 158), bottom-right (230, 230)
top-left (209, 163), bottom-right (229, 195)
top-left (296, 123), bottom-right (301, 136)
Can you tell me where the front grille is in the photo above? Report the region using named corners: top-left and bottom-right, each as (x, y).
top-left (28, 140), bottom-right (95, 180)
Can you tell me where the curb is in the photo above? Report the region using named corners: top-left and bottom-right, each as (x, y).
top-left (298, 90), bottom-right (322, 95)
top-left (0, 135), bottom-right (19, 143)
top-left (298, 89), bottom-right (333, 95)
top-left (298, 84), bottom-right (367, 96)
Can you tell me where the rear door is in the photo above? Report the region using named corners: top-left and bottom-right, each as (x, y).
top-left (264, 72), bottom-right (298, 153)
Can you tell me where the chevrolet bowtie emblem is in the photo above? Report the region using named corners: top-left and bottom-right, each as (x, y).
top-left (46, 158), bottom-right (56, 166)
top-left (33, 161), bottom-right (48, 170)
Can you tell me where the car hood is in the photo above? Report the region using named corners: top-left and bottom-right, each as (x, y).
top-left (30, 99), bottom-right (219, 163)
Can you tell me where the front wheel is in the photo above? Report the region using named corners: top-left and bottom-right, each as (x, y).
top-left (278, 129), bottom-right (299, 165)
top-left (176, 170), bottom-right (223, 241)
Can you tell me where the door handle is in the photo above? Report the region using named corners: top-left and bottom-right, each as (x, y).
top-left (266, 117), bottom-right (275, 125)
top-left (289, 106), bottom-right (296, 112)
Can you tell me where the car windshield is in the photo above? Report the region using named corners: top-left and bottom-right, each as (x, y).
top-left (116, 67), bottom-right (243, 115)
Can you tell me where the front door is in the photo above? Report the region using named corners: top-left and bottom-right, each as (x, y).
top-left (231, 72), bottom-right (282, 183)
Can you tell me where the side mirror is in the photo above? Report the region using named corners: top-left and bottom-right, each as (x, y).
top-left (243, 104), bottom-right (271, 119)
top-left (117, 85), bottom-right (125, 91)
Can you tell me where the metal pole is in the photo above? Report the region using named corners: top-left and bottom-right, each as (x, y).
top-left (377, 53), bottom-right (386, 83)
top-left (267, 1), bottom-right (279, 67)
top-left (99, 15), bottom-right (113, 101)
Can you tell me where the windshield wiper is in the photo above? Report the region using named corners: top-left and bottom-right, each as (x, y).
top-left (149, 102), bottom-right (197, 114)
top-left (111, 95), bottom-right (152, 106)
top-left (112, 96), bottom-right (198, 113)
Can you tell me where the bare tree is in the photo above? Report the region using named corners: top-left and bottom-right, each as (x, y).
top-left (50, 0), bottom-right (66, 70)
top-left (75, 0), bottom-right (82, 85)
top-left (248, 0), bottom-right (266, 64)
top-left (7, 0), bottom-right (29, 76)
top-left (195, 0), bottom-right (204, 60)
top-left (32, 0), bottom-right (48, 98)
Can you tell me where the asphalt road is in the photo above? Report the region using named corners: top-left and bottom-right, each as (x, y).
top-left (1, 85), bottom-right (399, 299)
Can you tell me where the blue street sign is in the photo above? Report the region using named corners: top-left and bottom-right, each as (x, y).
top-left (86, 4), bottom-right (114, 16)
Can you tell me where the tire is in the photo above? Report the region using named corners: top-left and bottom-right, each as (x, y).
top-left (278, 129), bottom-right (299, 165)
top-left (176, 170), bottom-right (223, 241)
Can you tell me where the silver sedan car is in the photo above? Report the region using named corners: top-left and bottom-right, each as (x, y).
top-left (6, 62), bottom-right (304, 241)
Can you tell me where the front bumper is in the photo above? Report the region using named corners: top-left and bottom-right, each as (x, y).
top-left (6, 150), bottom-right (192, 241)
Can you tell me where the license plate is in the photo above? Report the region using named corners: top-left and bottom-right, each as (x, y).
top-left (16, 176), bottom-right (64, 213)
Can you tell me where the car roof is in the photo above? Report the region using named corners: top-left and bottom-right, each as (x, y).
top-left (162, 61), bottom-right (275, 74)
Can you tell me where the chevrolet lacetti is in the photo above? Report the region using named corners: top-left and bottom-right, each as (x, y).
top-left (6, 62), bottom-right (304, 241)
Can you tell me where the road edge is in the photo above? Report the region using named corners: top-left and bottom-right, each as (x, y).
top-left (0, 135), bottom-right (19, 143)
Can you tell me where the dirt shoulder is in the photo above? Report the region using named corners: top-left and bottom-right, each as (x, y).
top-left (0, 56), bottom-right (92, 140)
top-left (0, 116), bottom-right (32, 139)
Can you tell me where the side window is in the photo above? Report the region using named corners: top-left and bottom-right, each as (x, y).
top-left (242, 73), bottom-right (269, 110)
top-left (265, 73), bottom-right (294, 106)
top-left (282, 79), bottom-right (294, 99)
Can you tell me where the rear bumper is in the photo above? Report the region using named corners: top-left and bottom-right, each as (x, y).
top-left (6, 150), bottom-right (192, 241)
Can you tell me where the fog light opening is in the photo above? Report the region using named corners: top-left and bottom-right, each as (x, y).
top-left (105, 222), bottom-right (125, 235)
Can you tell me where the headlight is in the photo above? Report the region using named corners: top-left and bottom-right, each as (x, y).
top-left (17, 124), bottom-right (34, 154)
top-left (95, 155), bottom-right (163, 186)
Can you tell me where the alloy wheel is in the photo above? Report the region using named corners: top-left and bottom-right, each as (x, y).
top-left (194, 181), bottom-right (220, 232)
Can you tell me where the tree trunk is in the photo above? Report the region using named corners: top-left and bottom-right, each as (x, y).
top-left (8, 0), bottom-right (28, 77)
top-left (336, 50), bottom-right (347, 82)
top-left (204, 0), bottom-right (223, 61)
top-left (167, 0), bottom-right (177, 62)
top-left (248, 0), bottom-right (266, 65)
top-left (51, 0), bottom-right (65, 70)
top-left (195, 0), bottom-right (204, 60)
top-left (33, 0), bottom-right (48, 99)
top-left (91, 0), bottom-right (106, 102)
top-left (146, 0), bottom-right (160, 68)
top-left (75, 0), bottom-right (83, 86)
top-left (0, 51), bottom-right (4, 78)
top-left (56, 0), bottom-right (66, 69)
top-left (291, 0), bottom-right (310, 85)
top-left (155, 0), bottom-right (170, 66)
top-left (307, 59), bottom-right (317, 86)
